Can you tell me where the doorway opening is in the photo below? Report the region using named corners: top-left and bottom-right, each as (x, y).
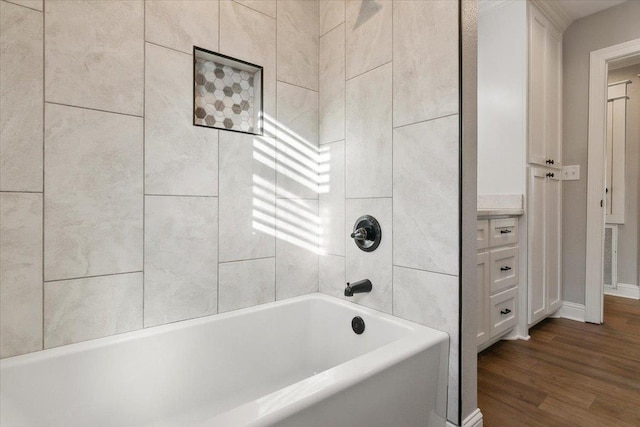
top-left (585, 39), bottom-right (640, 323)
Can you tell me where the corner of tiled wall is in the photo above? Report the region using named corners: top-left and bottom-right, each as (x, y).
top-left (317, 0), bottom-right (461, 423)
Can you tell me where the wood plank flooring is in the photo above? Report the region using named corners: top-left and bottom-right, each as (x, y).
top-left (477, 295), bottom-right (640, 426)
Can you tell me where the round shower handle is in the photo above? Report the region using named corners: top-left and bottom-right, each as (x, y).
top-left (350, 215), bottom-right (382, 252)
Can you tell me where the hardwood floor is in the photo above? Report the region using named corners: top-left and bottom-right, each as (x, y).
top-left (477, 295), bottom-right (640, 427)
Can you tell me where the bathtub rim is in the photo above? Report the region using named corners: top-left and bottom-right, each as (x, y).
top-left (1, 293), bottom-right (448, 369)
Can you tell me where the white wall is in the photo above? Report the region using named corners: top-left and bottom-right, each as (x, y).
top-left (562, 1), bottom-right (640, 304)
top-left (0, 0), bottom-right (320, 358)
top-left (477, 0), bottom-right (527, 196)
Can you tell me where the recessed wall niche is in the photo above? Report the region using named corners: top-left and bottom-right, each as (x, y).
top-left (193, 47), bottom-right (263, 135)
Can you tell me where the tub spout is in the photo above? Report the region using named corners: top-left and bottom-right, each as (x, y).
top-left (345, 279), bottom-right (372, 297)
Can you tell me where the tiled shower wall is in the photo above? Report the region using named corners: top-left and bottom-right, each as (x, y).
top-left (316, 0), bottom-right (460, 422)
top-left (0, 0), bottom-right (319, 356)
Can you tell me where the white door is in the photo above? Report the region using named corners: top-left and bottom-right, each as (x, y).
top-left (528, 6), bottom-right (548, 167)
top-left (477, 251), bottom-right (490, 346)
top-left (528, 167), bottom-right (547, 324)
top-left (546, 172), bottom-right (562, 313)
top-left (545, 27), bottom-right (563, 169)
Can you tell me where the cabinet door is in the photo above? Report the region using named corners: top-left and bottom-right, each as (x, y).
top-left (546, 173), bottom-right (562, 313)
top-left (528, 167), bottom-right (547, 324)
top-left (477, 251), bottom-right (490, 347)
top-left (545, 27), bottom-right (562, 169)
top-left (528, 5), bottom-right (548, 167)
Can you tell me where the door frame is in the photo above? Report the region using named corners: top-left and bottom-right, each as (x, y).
top-left (585, 37), bottom-right (640, 323)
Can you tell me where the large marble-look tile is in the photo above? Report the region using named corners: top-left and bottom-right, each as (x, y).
top-left (345, 198), bottom-right (392, 313)
top-left (392, 265), bottom-right (459, 420)
top-left (276, 198), bottom-right (319, 299)
top-left (393, 115), bottom-right (459, 276)
top-left (144, 196), bottom-right (218, 328)
top-left (0, 193), bottom-right (42, 358)
top-left (320, 0), bottom-right (344, 35)
top-left (44, 104), bottom-right (143, 281)
top-left (44, 273), bottom-right (143, 348)
top-left (219, 131), bottom-right (276, 262)
top-left (393, 0), bottom-right (458, 127)
top-left (5, 0), bottom-right (43, 11)
top-left (233, 0), bottom-right (276, 18)
top-left (319, 24), bottom-right (345, 145)
top-left (345, 0), bottom-right (391, 80)
top-left (145, 43), bottom-right (218, 197)
top-left (319, 254), bottom-right (345, 300)
top-left (346, 62), bottom-right (392, 198)
top-left (319, 140), bottom-right (345, 256)
top-left (45, 0), bottom-right (143, 116)
top-left (219, 258), bottom-right (275, 313)
top-left (277, 0), bottom-right (318, 90)
top-left (0, 2), bottom-right (42, 192)
top-left (392, 266), bottom-right (458, 340)
top-left (276, 81), bottom-right (319, 199)
top-left (145, 0), bottom-right (219, 54)
top-left (220, 0), bottom-right (276, 124)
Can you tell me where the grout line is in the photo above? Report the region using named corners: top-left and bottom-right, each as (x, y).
top-left (390, 0), bottom-right (394, 315)
top-left (44, 101), bottom-right (143, 119)
top-left (216, 0), bottom-right (221, 317)
top-left (231, 0), bottom-right (276, 21)
top-left (317, 0), bottom-right (321, 294)
top-left (142, 0), bottom-right (146, 328)
top-left (345, 60), bottom-right (392, 83)
top-left (392, 112), bottom-right (459, 131)
top-left (0, 190), bottom-right (43, 194)
top-left (274, 0), bottom-right (278, 303)
top-left (2, 0), bottom-right (42, 13)
top-left (392, 264), bottom-right (460, 279)
top-left (41, 0), bottom-right (45, 351)
top-left (320, 20), bottom-right (344, 39)
top-left (345, 196), bottom-right (393, 200)
top-left (219, 256), bottom-right (276, 266)
top-left (145, 40), bottom-right (191, 57)
top-left (319, 137), bottom-right (345, 146)
top-left (276, 79), bottom-right (319, 93)
top-left (44, 271), bottom-right (144, 284)
top-left (145, 193), bottom-right (218, 198)
top-left (320, 252), bottom-right (346, 259)
top-left (343, 16), bottom-right (347, 288)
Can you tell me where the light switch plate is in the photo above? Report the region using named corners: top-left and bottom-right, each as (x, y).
top-left (562, 165), bottom-right (580, 181)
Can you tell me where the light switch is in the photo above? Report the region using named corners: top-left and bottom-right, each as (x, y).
top-left (562, 165), bottom-right (580, 181)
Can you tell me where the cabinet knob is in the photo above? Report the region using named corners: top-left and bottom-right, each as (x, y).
top-left (546, 159), bottom-right (555, 165)
top-left (546, 172), bottom-right (555, 178)
top-left (500, 308), bottom-right (512, 315)
top-left (500, 266), bottom-right (512, 271)
top-left (500, 229), bottom-right (512, 234)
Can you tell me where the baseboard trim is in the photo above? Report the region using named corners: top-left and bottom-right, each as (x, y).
top-left (447, 409), bottom-right (483, 427)
top-left (554, 301), bottom-right (586, 322)
top-left (604, 283), bottom-right (640, 300)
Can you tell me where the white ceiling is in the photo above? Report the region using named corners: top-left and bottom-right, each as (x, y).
top-left (555, 0), bottom-right (628, 22)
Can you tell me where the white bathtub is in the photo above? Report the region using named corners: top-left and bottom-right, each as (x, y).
top-left (0, 294), bottom-right (449, 427)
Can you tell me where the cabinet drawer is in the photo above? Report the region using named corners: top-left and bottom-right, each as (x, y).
top-left (490, 246), bottom-right (519, 293)
top-left (477, 220), bottom-right (489, 249)
top-left (490, 286), bottom-right (518, 337)
top-left (489, 218), bottom-right (518, 247)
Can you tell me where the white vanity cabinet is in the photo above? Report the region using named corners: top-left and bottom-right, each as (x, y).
top-left (477, 216), bottom-right (519, 349)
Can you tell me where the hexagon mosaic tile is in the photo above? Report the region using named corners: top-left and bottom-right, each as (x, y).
top-left (194, 50), bottom-right (262, 134)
